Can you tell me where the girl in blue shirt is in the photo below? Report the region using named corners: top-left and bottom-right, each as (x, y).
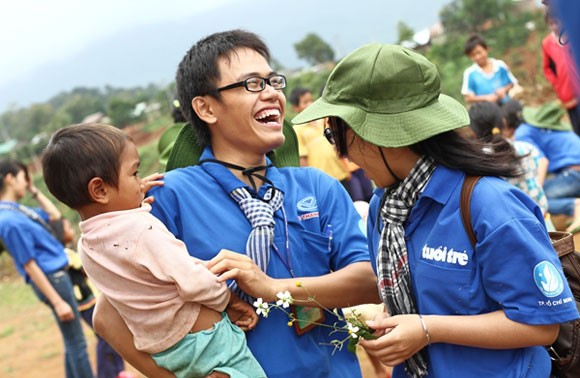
top-left (293, 44), bottom-right (579, 377)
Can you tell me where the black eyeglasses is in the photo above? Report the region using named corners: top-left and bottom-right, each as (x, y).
top-left (323, 127), bottom-right (335, 145)
top-left (215, 74), bottom-right (287, 93)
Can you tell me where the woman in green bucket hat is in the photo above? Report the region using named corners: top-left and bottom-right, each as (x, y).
top-left (510, 100), bottom-right (580, 235)
top-left (293, 44), bottom-right (578, 377)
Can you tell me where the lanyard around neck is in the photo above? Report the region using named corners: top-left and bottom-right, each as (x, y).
top-left (199, 158), bottom-right (280, 200)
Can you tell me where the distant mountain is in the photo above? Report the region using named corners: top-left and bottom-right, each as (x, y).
top-left (0, 0), bottom-right (450, 112)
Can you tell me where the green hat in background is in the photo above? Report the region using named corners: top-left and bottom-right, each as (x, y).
top-left (165, 119), bottom-right (300, 171)
top-left (292, 44), bottom-right (469, 147)
top-left (158, 122), bottom-right (187, 167)
top-left (522, 102), bottom-right (572, 131)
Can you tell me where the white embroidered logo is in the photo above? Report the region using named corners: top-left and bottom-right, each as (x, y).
top-left (297, 196), bottom-right (317, 212)
top-left (421, 245), bottom-right (469, 266)
top-left (533, 261), bottom-right (564, 298)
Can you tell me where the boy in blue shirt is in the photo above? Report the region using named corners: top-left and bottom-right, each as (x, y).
top-left (461, 34), bottom-right (518, 105)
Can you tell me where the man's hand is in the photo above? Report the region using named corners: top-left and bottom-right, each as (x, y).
top-left (226, 292), bottom-right (259, 331)
top-left (207, 249), bottom-right (279, 301)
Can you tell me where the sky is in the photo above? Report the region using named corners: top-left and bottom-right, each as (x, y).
top-left (0, 0), bottom-right (240, 85)
top-left (0, 0), bottom-right (453, 113)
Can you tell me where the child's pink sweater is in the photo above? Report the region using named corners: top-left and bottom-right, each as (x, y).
top-left (78, 204), bottom-right (230, 354)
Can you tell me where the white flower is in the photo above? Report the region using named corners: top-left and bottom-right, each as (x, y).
top-left (347, 322), bottom-right (360, 339)
top-left (275, 290), bottom-right (293, 308)
top-left (253, 298), bottom-right (270, 318)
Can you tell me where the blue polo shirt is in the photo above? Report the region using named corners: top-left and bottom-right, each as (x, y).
top-left (367, 166), bottom-right (578, 378)
top-left (149, 148), bottom-right (371, 378)
top-left (461, 58), bottom-right (517, 104)
top-left (0, 202), bottom-right (68, 282)
top-left (514, 122), bottom-right (580, 173)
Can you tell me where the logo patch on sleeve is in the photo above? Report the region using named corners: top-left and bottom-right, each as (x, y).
top-left (533, 261), bottom-right (564, 298)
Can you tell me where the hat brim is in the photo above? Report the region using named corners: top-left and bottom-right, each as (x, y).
top-left (522, 107), bottom-right (572, 131)
top-left (292, 94), bottom-right (469, 147)
top-left (165, 119), bottom-right (300, 171)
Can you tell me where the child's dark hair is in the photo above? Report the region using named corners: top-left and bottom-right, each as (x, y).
top-left (42, 123), bottom-right (132, 209)
top-left (0, 159), bottom-right (29, 193)
top-left (328, 117), bottom-right (523, 178)
top-left (501, 99), bottom-right (524, 131)
top-left (464, 34), bottom-right (488, 55)
top-left (289, 87), bottom-right (311, 107)
top-left (469, 102), bottom-right (505, 142)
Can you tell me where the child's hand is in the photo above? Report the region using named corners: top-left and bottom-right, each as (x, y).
top-left (142, 172), bottom-right (164, 192)
top-left (141, 172), bottom-right (164, 205)
top-left (226, 292), bottom-right (259, 331)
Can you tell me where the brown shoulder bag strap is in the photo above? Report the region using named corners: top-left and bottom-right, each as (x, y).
top-left (460, 175), bottom-right (482, 248)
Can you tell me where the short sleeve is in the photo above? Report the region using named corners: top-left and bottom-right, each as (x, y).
top-left (476, 214), bottom-right (577, 324)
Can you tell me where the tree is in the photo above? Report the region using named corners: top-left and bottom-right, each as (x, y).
top-left (397, 21), bottom-right (415, 43)
top-left (294, 33), bottom-right (335, 65)
top-left (440, 0), bottom-right (512, 34)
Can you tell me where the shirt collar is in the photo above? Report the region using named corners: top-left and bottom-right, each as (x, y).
top-left (419, 165), bottom-right (463, 207)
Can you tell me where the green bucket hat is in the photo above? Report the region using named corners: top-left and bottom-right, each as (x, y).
top-left (522, 102), bottom-right (572, 131)
top-left (292, 44), bottom-right (469, 147)
top-left (165, 119), bottom-right (300, 171)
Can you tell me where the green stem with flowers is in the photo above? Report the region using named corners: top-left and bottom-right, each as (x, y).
top-left (253, 280), bottom-right (377, 354)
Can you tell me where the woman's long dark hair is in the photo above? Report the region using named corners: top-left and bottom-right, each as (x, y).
top-left (328, 117), bottom-right (523, 178)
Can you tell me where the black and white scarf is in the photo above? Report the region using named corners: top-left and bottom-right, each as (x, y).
top-left (377, 155), bottom-right (436, 377)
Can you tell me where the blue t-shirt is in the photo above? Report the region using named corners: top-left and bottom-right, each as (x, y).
top-left (149, 148), bottom-right (371, 378)
top-left (461, 58), bottom-right (517, 103)
top-left (514, 122), bottom-right (580, 173)
top-left (367, 166), bottom-right (578, 378)
top-left (0, 202), bottom-right (67, 282)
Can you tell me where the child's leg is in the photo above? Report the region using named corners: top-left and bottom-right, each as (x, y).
top-left (152, 314), bottom-right (265, 378)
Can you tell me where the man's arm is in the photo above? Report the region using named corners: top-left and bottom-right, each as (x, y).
top-left (93, 296), bottom-right (230, 378)
top-left (28, 185), bottom-right (62, 221)
top-left (208, 254), bottom-right (380, 309)
top-left (93, 296), bottom-right (176, 378)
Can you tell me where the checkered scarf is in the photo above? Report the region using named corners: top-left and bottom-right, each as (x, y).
top-left (230, 186), bottom-right (284, 303)
top-left (377, 155), bottom-right (436, 377)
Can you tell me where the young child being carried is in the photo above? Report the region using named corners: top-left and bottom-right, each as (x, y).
top-left (42, 123), bottom-right (266, 378)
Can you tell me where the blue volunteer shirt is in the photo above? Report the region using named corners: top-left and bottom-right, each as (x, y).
top-left (0, 202), bottom-right (68, 282)
top-left (514, 122), bottom-right (580, 173)
top-left (461, 58), bottom-right (517, 103)
top-left (367, 166), bottom-right (578, 378)
top-left (149, 147), bottom-right (371, 378)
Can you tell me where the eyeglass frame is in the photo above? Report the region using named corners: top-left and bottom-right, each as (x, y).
top-left (214, 74), bottom-right (287, 93)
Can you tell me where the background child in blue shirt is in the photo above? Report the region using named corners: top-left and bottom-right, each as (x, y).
top-left (461, 34), bottom-right (518, 105)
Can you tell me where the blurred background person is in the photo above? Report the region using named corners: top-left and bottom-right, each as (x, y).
top-left (0, 159), bottom-right (94, 378)
top-left (469, 101), bottom-right (555, 231)
top-left (507, 101), bottom-right (580, 234)
top-left (542, 10), bottom-right (580, 136)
